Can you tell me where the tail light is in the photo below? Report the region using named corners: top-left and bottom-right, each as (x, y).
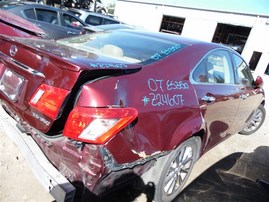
top-left (63, 107), bottom-right (138, 144)
top-left (29, 83), bottom-right (69, 119)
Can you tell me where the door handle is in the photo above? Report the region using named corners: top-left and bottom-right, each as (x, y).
top-left (201, 95), bottom-right (216, 103)
top-left (67, 31), bottom-right (77, 35)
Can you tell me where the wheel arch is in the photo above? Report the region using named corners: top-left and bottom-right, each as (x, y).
top-left (167, 110), bottom-right (205, 156)
top-left (141, 135), bottom-right (203, 202)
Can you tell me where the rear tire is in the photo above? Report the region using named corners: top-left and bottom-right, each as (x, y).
top-left (239, 104), bottom-right (266, 135)
top-left (153, 137), bottom-right (201, 202)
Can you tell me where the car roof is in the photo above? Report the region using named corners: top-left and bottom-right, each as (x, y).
top-left (120, 29), bottom-right (214, 46)
top-left (96, 24), bottom-right (136, 30)
top-left (1, 1), bottom-right (62, 11)
top-left (82, 24), bottom-right (137, 33)
top-left (53, 29), bottom-right (226, 70)
top-left (7, 29), bottom-right (229, 71)
top-left (68, 8), bottom-right (120, 22)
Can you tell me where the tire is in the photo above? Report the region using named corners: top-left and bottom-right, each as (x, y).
top-left (153, 137), bottom-right (201, 202)
top-left (239, 104), bottom-right (266, 135)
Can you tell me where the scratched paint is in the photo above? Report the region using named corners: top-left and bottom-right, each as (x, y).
top-left (142, 78), bottom-right (188, 107)
top-left (89, 63), bottom-right (128, 69)
top-left (166, 80), bottom-right (189, 90)
top-left (143, 93), bottom-right (184, 107)
top-left (150, 44), bottom-right (182, 61)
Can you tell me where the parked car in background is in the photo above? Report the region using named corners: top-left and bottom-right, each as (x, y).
top-left (68, 7), bottom-right (120, 26)
top-left (0, 9), bottom-right (45, 38)
top-left (0, 30), bottom-right (265, 202)
top-left (82, 23), bottom-right (138, 33)
top-left (47, 0), bottom-right (108, 14)
top-left (1, 2), bottom-right (87, 39)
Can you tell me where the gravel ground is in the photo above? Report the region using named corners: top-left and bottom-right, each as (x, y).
top-left (0, 116), bottom-right (54, 202)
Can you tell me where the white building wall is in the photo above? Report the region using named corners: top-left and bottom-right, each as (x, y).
top-left (114, 2), bottom-right (163, 31)
top-left (115, 1), bottom-right (269, 74)
top-left (242, 17), bottom-right (269, 75)
top-left (181, 18), bottom-right (217, 41)
top-left (115, 1), bottom-right (257, 33)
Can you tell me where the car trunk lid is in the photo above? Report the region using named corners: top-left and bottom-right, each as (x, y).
top-left (0, 36), bottom-right (141, 133)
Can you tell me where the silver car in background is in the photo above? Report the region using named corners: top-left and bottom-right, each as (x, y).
top-left (68, 7), bottom-right (121, 26)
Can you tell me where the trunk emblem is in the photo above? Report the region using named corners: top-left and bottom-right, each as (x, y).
top-left (9, 45), bottom-right (18, 57)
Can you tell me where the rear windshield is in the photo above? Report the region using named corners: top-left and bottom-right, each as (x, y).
top-left (57, 30), bottom-right (185, 64)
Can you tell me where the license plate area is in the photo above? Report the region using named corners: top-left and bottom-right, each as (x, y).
top-left (0, 68), bottom-right (25, 102)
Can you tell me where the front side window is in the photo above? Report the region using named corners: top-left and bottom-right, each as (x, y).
top-left (103, 18), bottom-right (119, 25)
top-left (193, 50), bottom-right (234, 84)
top-left (63, 14), bottom-right (84, 30)
top-left (232, 53), bottom-right (254, 86)
top-left (85, 16), bottom-right (102, 26)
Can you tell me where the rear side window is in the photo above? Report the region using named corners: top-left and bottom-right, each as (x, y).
top-left (24, 8), bottom-right (36, 20)
top-left (63, 14), bottom-right (84, 29)
top-left (35, 9), bottom-right (58, 24)
top-left (232, 53), bottom-right (254, 86)
top-left (85, 15), bottom-right (102, 26)
top-left (193, 50), bottom-right (235, 84)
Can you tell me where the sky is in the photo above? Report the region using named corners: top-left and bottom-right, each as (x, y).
top-left (110, 0), bottom-right (269, 16)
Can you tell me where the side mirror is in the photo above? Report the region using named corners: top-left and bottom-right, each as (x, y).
top-left (254, 76), bottom-right (263, 88)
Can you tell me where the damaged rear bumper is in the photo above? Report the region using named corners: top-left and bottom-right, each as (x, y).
top-left (0, 107), bottom-right (75, 202)
top-left (0, 104), bottom-right (170, 200)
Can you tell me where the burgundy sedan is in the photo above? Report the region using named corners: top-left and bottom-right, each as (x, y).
top-left (0, 30), bottom-right (265, 201)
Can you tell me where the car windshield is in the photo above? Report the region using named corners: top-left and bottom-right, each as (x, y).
top-left (57, 30), bottom-right (185, 64)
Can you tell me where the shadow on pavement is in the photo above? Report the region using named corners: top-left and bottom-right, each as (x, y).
top-left (59, 146), bottom-right (269, 202)
top-left (73, 173), bottom-right (155, 202)
top-left (175, 146), bottom-right (269, 202)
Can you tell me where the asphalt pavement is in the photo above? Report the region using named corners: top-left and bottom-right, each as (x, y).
top-left (0, 75), bottom-right (268, 202)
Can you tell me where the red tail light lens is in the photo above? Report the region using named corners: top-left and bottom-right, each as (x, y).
top-left (63, 107), bottom-right (138, 144)
top-left (29, 83), bottom-right (69, 119)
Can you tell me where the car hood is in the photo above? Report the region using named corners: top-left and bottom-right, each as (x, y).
top-left (0, 10), bottom-right (46, 37)
top-left (13, 37), bottom-right (142, 71)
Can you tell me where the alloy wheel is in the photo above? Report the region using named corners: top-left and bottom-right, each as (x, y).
top-left (243, 106), bottom-right (265, 133)
top-left (163, 145), bottom-right (193, 196)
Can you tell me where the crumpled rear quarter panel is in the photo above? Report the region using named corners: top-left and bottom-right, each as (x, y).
top-left (75, 53), bottom-right (203, 164)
